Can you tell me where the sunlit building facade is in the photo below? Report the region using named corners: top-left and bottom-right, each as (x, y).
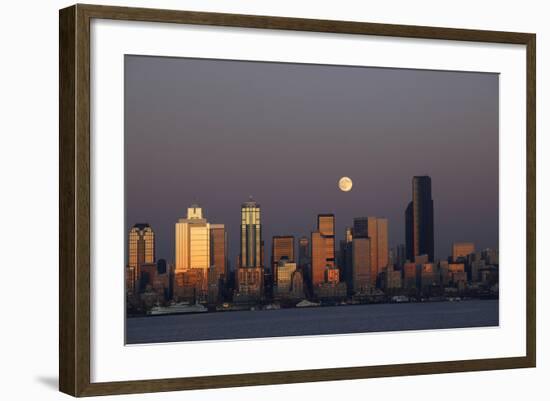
top-left (353, 216), bottom-right (388, 286)
top-left (377, 218), bottom-right (389, 272)
top-left (240, 200), bottom-right (262, 268)
top-left (452, 242), bottom-right (475, 262)
top-left (210, 224), bottom-right (227, 280)
top-left (208, 224), bottom-right (227, 303)
top-left (237, 200), bottom-right (263, 299)
top-left (272, 235), bottom-right (294, 282)
top-left (275, 260), bottom-right (297, 295)
top-left (311, 231), bottom-right (326, 286)
top-left (318, 214), bottom-right (336, 266)
top-left (311, 214), bottom-right (336, 287)
top-left (175, 205), bottom-right (211, 273)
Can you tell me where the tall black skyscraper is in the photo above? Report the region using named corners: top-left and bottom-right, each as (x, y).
top-left (405, 176), bottom-right (434, 262)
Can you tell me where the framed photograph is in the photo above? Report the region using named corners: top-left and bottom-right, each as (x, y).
top-left (59, 4), bottom-right (536, 397)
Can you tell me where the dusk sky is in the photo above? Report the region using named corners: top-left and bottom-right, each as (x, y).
top-left (125, 55), bottom-right (499, 266)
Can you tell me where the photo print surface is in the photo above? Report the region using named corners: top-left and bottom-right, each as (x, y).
top-left (124, 55), bottom-right (499, 344)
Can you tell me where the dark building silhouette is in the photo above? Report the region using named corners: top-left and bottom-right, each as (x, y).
top-left (127, 223), bottom-right (155, 294)
top-left (405, 176), bottom-right (434, 262)
top-left (298, 236), bottom-right (310, 269)
top-left (156, 258), bottom-right (167, 274)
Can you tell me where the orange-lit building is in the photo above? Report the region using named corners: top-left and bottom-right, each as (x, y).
top-left (174, 205), bottom-right (212, 299)
top-left (210, 224), bottom-right (227, 282)
top-left (318, 214), bottom-right (335, 265)
top-left (353, 216), bottom-right (388, 286)
top-left (311, 214), bottom-right (336, 287)
top-left (272, 235), bottom-right (294, 282)
top-left (237, 199), bottom-right (264, 299)
top-left (403, 262), bottom-right (417, 289)
top-left (452, 242), bottom-right (475, 261)
top-left (325, 265), bottom-right (340, 284)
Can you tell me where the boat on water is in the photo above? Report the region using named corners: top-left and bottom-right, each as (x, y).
top-left (391, 295), bottom-right (410, 303)
top-left (148, 302), bottom-right (207, 316)
top-left (296, 300), bottom-right (320, 308)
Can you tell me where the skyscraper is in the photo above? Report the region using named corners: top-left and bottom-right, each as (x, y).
top-left (318, 214), bottom-right (335, 266)
top-left (339, 227), bottom-right (353, 291)
top-left (353, 216), bottom-right (388, 286)
top-left (175, 205), bottom-right (211, 273)
top-left (377, 218), bottom-right (389, 272)
top-left (272, 235), bottom-right (294, 282)
top-left (237, 199), bottom-right (263, 299)
top-left (128, 223), bottom-right (155, 292)
top-left (240, 200), bottom-right (262, 268)
top-left (405, 176), bottom-right (434, 262)
top-left (311, 231), bottom-right (326, 287)
top-left (311, 214), bottom-right (336, 287)
top-left (210, 224), bottom-right (227, 281)
top-left (352, 237), bottom-right (371, 293)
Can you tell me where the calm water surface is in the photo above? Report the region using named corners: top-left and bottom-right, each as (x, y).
top-left (126, 300), bottom-right (498, 344)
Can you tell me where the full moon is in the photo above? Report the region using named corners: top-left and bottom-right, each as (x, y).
top-left (338, 176), bottom-right (353, 192)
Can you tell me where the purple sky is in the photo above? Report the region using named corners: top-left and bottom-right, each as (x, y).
top-left (125, 55), bottom-right (499, 266)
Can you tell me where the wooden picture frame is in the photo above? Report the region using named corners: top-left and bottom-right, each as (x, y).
top-left (59, 3), bottom-right (536, 397)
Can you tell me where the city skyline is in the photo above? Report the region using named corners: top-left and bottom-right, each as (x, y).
top-left (126, 191), bottom-right (494, 273)
top-left (125, 55), bottom-right (499, 270)
top-left (125, 172), bottom-right (499, 327)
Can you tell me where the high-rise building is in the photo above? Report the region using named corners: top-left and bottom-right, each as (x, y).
top-left (128, 223), bottom-right (155, 293)
top-left (237, 200), bottom-right (263, 299)
top-left (272, 235), bottom-right (294, 282)
top-left (240, 200), bottom-right (262, 268)
top-left (175, 205), bottom-right (210, 273)
top-left (405, 176), bottom-right (434, 262)
top-left (377, 218), bottom-right (389, 273)
top-left (311, 231), bottom-right (326, 287)
top-left (353, 216), bottom-right (388, 286)
top-left (339, 227), bottom-right (353, 290)
top-left (311, 214), bottom-right (335, 287)
top-left (298, 236), bottom-right (310, 268)
top-left (174, 205), bottom-right (211, 299)
top-left (318, 214), bottom-right (335, 265)
top-left (452, 242), bottom-right (475, 261)
top-left (209, 223), bottom-right (227, 293)
top-left (352, 237), bottom-right (371, 293)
